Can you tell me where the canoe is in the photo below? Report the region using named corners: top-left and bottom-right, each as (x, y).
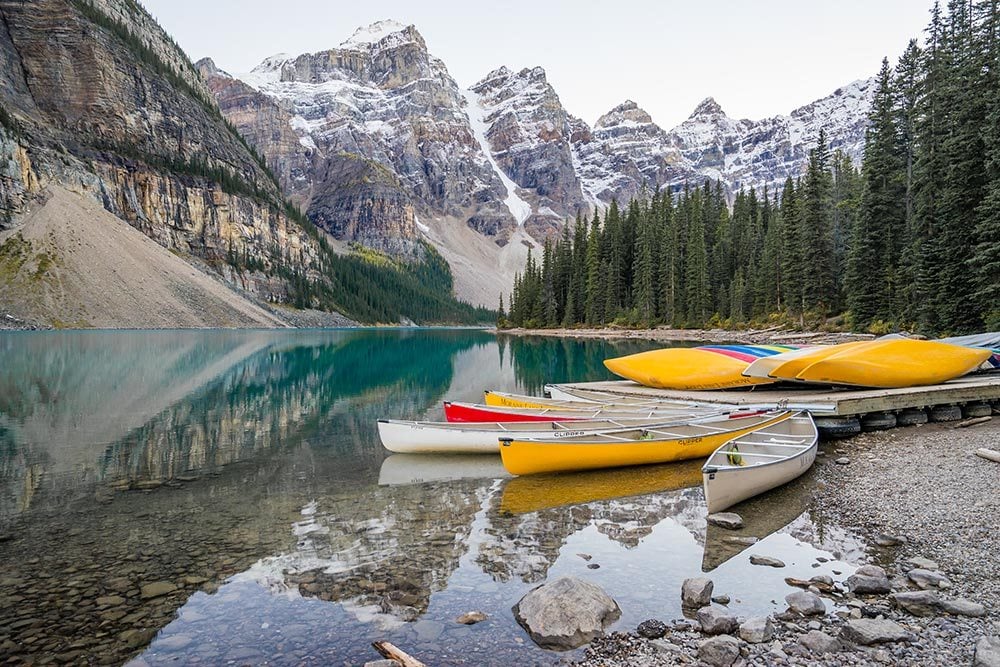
top-left (795, 339), bottom-right (991, 388)
top-left (742, 345), bottom-right (825, 380)
top-left (544, 384), bottom-right (619, 402)
top-left (443, 400), bottom-right (727, 424)
top-left (498, 460), bottom-right (703, 514)
top-left (482, 389), bottom-right (711, 411)
top-left (378, 453), bottom-right (510, 485)
top-left (378, 415), bottom-right (728, 454)
top-left (604, 345), bottom-right (799, 391)
top-left (763, 341), bottom-right (874, 381)
top-left (499, 411), bottom-right (793, 476)
top-left (701, 412), bottom-right (818, 514)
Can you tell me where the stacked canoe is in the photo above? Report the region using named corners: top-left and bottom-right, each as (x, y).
top-left (605, 339), bottom-right (993, 390)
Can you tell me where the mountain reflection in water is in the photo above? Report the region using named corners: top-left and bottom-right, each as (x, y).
top-left (0, 330), bottom-right (863, 666)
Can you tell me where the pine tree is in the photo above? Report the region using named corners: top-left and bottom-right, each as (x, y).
top-left (780, 178), bottom-right (803, 316)
top-left (847, 59), bottom-right (905, 329)
top-left (800, 130), bottom-right (836, 314)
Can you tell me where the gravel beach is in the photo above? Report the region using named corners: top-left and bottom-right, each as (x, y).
top-left (573, 413), bottom-right (1000, 666)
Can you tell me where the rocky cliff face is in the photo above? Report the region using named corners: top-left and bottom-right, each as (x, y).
top-left (0, 0), bottom-right (328, 306)
top-left (210, 20), bottom-right (524, 253)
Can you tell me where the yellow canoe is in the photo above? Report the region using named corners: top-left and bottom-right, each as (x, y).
top-left (603, 346), bottom-right (794, 390)
top-left (795, 339), bottom-right (991, 388)
top-left (764, 341), bottom-right (872, 381)
top-left (498, 460), bottom-right (702, 514)
top-left (499, 411), bottom-right (792, 476)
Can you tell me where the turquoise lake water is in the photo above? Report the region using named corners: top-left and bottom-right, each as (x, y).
top-left (0, 329), bottom-right (863, 665)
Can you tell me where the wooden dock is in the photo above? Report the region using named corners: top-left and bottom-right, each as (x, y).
top-left (561, 374), bottom-right (1000, 417)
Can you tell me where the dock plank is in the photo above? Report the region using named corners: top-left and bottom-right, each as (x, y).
top-left (561, 374), bottom-right (1000, 416)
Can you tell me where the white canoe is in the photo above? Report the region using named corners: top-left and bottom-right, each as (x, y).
top-left (378, 453), bottom-right (511, 485)
top-left (483, 389), bottom-right (712, 411)
top-left (741, 346), bottom-right (824, 380)
top-left (378, 414), bottom-right (729, 454)
top-left (701, 412), bottom-right (818, 514)
top-left (542, 384), bottom-right (720, 406)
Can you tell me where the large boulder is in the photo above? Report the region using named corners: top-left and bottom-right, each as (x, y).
top-left (846, 564), bottom-right (891, 595)
top-left (697, 635), bottom-right (741, 667)
top-left (513, 576), bottom-right (621, 650)
top-left (975, 636), bottom-right (1000, 667)
top-left (841, 618), bottom-right (911, 645)
top-left (891, 590), bottom-right (940, 616)
top-left (681, 577), bottom-right (714, 609)
top-left (696, 606), bottom-right (739, 635)
top-left (739, 616), bottom-right (774, 644)
top-left (785, 591), bottom-right (826, 616)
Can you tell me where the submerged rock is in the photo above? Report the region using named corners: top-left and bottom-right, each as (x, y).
top-left (455, 611), bottom-right (488, 625)
top-left (512, 576), bottom-right (620, 650)
top-left (706, 512), bottom-right (744, 530)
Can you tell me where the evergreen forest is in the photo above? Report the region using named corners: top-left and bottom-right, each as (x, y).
top-left (503, 0), bottom-right (1000, 336)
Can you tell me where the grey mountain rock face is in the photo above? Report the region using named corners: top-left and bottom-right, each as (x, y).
top-left (200, 19), bottom-right (875, 296)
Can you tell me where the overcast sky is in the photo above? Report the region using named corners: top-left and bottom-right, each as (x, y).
top-left (141, 0), bottom-right (934, 129)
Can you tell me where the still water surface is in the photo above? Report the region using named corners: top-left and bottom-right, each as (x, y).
top-left (0, 329), bottom-right (864, 665)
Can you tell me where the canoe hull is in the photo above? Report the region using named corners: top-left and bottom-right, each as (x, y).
top-left (795, 340), bottom-right (991, 388)
top-left (703, 445), bottom-right (817, 514)
top-left (444, 401), bottom-right (722, 424)
top-left (603, 346), bottom-right (791, 390)
top-left (500, 412), bottom-right (792, 476)
top-left (701, 413), bottom-right (818, 513)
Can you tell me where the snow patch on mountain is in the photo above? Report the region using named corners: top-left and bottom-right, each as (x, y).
top-left (340, 19), bottom-right (413, 50)
top-left (459, 86), bottom-right (532, 225)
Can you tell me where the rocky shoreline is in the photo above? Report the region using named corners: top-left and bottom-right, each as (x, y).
top-left (568, 417), bottom-right (1000, 666)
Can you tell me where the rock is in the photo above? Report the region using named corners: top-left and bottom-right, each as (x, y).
top-left (847, 565), bottom-right (891, 594)
top-left (455, 611), bottom-right (488, 625)
top-left (941, 598), bottom-right (987, 617)
top-left (412, 619), bottom-right (444, 642)
top-left (907, 568), bottom-right (951, 589)
top-left (697, 634), bottom-right (741, 667)
top-left (722, 536), bottom-right (758, 546)
top-left (891, 590), bottom-right (940, 616)
top-left (139, 581), bottom-right (177, 599)
top-left (785, 591), bottom-right (826, 616)
top-left (841, 618), bottom-right (911, 645)
top-left (835, 457), bottom-right (850, 465)
top-left (707, 512), bottom-right (744, 530)
top-left (799, 630), bottom-right (842, 654)
top-left (874, 533), bottom-right (906, 546)
top-left (711, 595), bottom-right (730, 605)
top-left (365, 661), bottom-right (403, 667)
top-left (749, 555), bottom-right (785, 568)
top-left (902, 556), bottom-right (939, 571)
top-left (95, 595), bottom-right (125, 607)
top-left (681, 577), bottom-right (714, 609)
top-left (512, 576), bottom-right (621, 650)
top-left (636, 619), bottom-right (667, 639)
top-left (975, 636), bottom-right (1000, 667)
top-left (696, 606), bottom-right (739, 635)
top-left (739, 616), bottom-right (774, 644)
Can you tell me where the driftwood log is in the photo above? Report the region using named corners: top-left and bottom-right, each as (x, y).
top-left (372, 641), bottom-right (428, 667)
top-left (956, 416), bottom-right (993, 428)
top-left (975, 448), bottom-right (1000, 463)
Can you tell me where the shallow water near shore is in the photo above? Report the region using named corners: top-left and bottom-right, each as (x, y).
top-left (0, 329), bottom-right (865, 665)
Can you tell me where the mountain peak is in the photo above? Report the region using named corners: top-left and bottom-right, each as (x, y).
top-left (690, 97), bottom-right (726, 118)
top-left (339, 20), bottom-right (418, 49)
top-left (596, 100), bottom-right (653, 128)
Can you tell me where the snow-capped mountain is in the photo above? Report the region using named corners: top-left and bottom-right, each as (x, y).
top-left (200, 20), bottom-right (875, 305)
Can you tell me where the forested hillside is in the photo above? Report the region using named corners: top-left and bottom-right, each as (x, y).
top-left (505, 0), bottom-right (999, 336)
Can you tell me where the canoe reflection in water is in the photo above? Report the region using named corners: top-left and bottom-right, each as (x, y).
top-left (498, 460), bottom-right (703, 515)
